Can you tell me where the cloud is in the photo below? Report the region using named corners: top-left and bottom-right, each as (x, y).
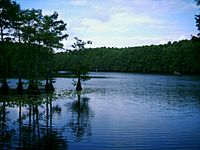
top-left (113, 0), bottom-right (197, 16)
top-left (42, 9), bottom-right (54, 15)
top-left (70, 0), bottom-right (88, 6)
top-left (111, 12), bottom-right (165, 26)
top-left (41, 0), bottom-right (89, 7)
top-left (76, 11), bottom-right (169, 33)
top-left (18, 0), bottom-right (198, 49)
top-left (78, 35), bottom-right (167, 48)
top-left (65, 0), bottom-right (198, 48)
top-left (178, 35), bottom-right (187, 41)
top-left (70, 10), bottom-right (176, 44)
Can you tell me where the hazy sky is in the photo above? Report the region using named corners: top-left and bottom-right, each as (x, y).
top-left (16, 0), bottom-right (199, 49)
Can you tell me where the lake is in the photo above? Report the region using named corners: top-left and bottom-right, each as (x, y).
top-left (1, 72), bottom-right (200, 149)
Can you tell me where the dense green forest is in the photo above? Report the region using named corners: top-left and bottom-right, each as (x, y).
top-left (3, 32), bottom-right (200, 77)
top-left (54, 38), bottom-right (200, 74)
top-left (0, 0), bottom-right (68, 93)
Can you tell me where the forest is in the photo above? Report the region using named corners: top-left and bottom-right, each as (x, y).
top-left (0, 0), bottom-right (68, 93)
top-left (54, 38), bottom-right (200, 74)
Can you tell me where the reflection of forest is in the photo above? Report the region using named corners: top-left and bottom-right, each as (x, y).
top-left (69, 94), bottom-right (93, 142)
top-left (0, 93), bottom-right (93, 149)
top-left (0, 94), bottom-right (69, 149)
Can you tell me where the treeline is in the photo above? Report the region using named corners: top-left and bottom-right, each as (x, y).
top-left (55, 37), bottom-right (200, 74)
top-left (0, 0), bottom-right (68, 94)
top-left (0, 42), bottom-right (54, 78)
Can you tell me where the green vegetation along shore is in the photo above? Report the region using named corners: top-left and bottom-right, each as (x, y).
top-left (54, 37), bottom-right (200, 75)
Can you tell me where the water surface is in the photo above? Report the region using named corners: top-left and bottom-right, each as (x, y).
top-left (1, 72), bottom-right (200, 149)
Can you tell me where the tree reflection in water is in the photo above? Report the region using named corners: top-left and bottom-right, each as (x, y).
top-left (0, 91), bottom-right (94, 149)
top-left (0, 94), bottom-right (68, 149)
top-left (69, 92), bottom-right (93, 142)
top-left (0, 97), bottom-right (15, 149)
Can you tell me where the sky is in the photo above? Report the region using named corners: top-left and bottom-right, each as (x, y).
top-left (15, 0), bottom-right (199, 50)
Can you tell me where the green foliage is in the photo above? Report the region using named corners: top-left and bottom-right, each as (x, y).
top-left (0, 0), bottom-right (68, 91)
top-left (69, 37), bottom-right (92, 79)
top-left (55, 38), bottom-right (200, 74)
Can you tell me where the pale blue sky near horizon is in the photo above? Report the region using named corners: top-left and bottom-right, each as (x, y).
top-left (15, 0), bottom-right (199, 50)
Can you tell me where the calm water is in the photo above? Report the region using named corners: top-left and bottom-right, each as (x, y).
top-left (1, 72), bottom-right (200, 150)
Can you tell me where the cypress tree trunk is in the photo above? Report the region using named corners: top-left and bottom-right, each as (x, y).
top-left (17, 75), bottom-right (23, 95)
top-left (49, 69), bottom-right (54, 91)
top-left (45, 68), bottom-right (54, 92)
top-left (28, 79), bottom-right (33, 90)
top-left (49, 77), bottom-right (54, 91)
top-left (1, 26), bottom-right (9, 94)
top-left (17, 34), bottom-right (23, 95)
top-left (76, 77), bottom-right (82, 91)
top-left (1, 78), bottom-right (9, 95)
top-left (45, 68), bottom-right (49, 91)
top-left (45, 76), bottom-right (49, 91)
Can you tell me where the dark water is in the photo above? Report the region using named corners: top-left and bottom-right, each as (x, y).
top-left (1, 72), bottom-right (200, 150)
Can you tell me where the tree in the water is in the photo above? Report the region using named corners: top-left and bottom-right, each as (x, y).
top-left (12, 4), bottom-right (24, 94)
top-left (0, 0), bottom-right (21, 94)
top-left (20, 9), bottom-right (44, 93)
top-left (40, 11), bottom-right (68, 91)
top-left (19, 9), bottom-right (68, 92)
top-left (0, 0), bottom-right (69, 94)
top-left (70, 37), bottom-right (92, 91)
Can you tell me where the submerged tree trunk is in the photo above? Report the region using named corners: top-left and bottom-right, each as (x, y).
top-left (76, 77), bottom-right (82, 91)
top-left (45, 75), bottom-right (49, 91)
top-left (1, 26), bottom-right (9, 94)
top-left (76, 68), bottom-right (82, 91)
top-left (27, 45), bottom-right (40, 94)
top-left (49, 80), bottom-right (54, 91)
top-left (28, 79), bottom-right (33, 91)
top-left (28, 80), bottom-right (40, 94)
top-left (17, 75), bottom-right (23, 95)
top-left (45, 68), bottom-right (54, 92)
top-left (16, 31), bottom-right (23, 95)
top-left (1, 78), bottom-right (9, 95)
top-left (49, 72), bottom-right (54, 91)
top-left (45, 68), bottom-right (49, 91)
